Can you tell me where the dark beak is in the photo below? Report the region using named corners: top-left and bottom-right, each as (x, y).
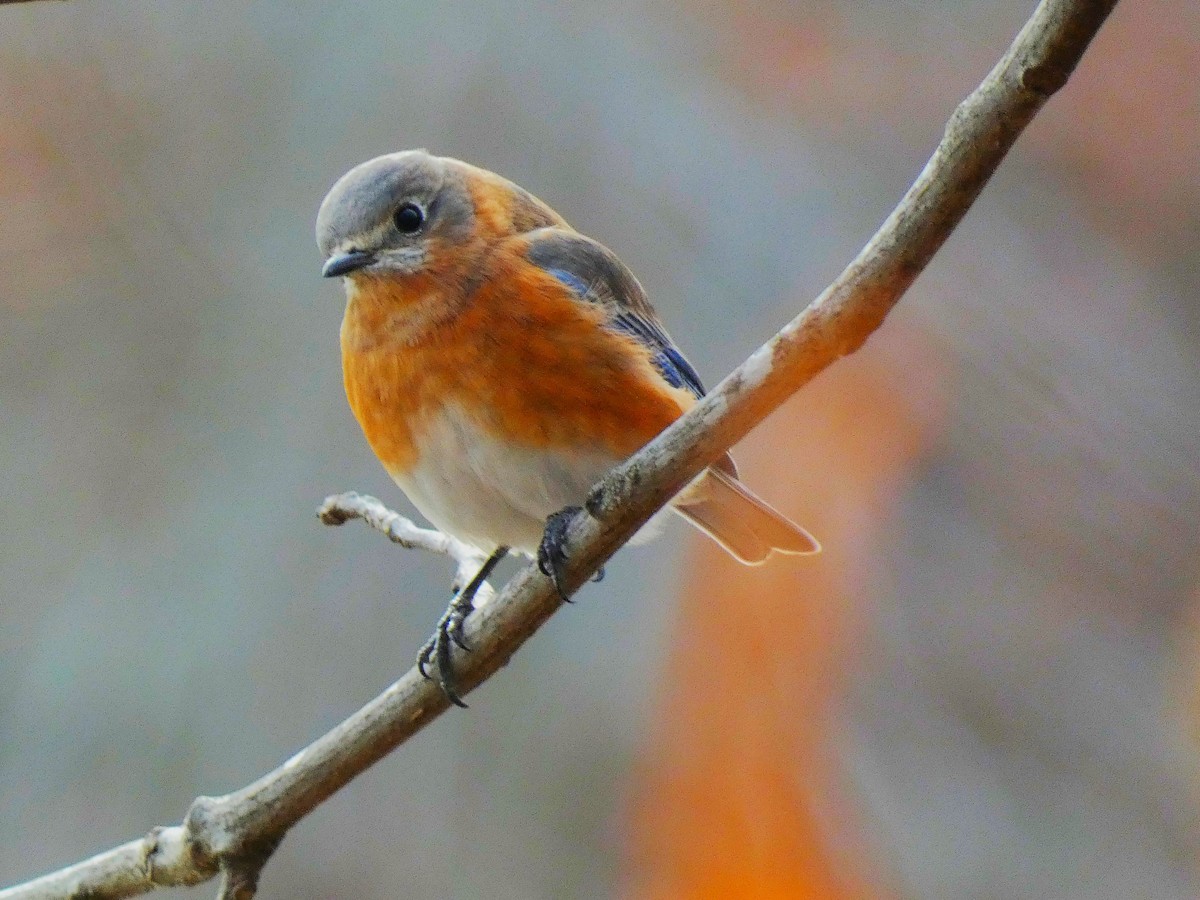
top-left (322, 250), bottom-right (375, 278)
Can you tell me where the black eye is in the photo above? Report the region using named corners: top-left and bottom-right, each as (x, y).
top-left (393, 203), bottom-right (424, 234)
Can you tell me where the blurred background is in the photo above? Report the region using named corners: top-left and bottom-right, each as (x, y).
top-left (1, 1), bottom-right (1196, 897)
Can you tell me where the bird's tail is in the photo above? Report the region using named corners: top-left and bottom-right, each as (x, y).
top-left (673, 466), bottom-right (820, 565)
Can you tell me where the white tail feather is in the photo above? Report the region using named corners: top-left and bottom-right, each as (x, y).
top-left (673, 468), bottom-right (820, 565)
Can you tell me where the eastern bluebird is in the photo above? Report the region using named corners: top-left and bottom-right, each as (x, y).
top-left (317, 150), bottom-right (818, 703)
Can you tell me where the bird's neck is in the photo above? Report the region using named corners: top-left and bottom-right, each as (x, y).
top-left (340, 275), bottom-right (463, 350)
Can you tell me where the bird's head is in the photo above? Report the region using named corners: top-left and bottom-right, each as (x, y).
top-left (316, 150), bottom-right (565, 283)
top-left (316, 149), bottom-right (475, 280)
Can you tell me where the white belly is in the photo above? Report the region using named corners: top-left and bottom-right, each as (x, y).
top-left (391, 405), bottom-right (624, 556)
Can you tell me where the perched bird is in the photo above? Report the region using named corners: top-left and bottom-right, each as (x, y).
top-left (317, 150), bottom-right (818, 704)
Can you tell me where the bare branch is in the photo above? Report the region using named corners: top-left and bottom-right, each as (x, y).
top-left (0, 828), bottom-right (213, 899)
top-left (0, 1), bottom-right (1119, 897)
top-left (319, 491), bottom-right (494, 600)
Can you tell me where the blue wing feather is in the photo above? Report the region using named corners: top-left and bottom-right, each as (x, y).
top-left (532, 238), bottom-right (707, 399)
top-left (609, 312), bottom-right (707, 398)
top-left (543, 266), bottom-right (591, 299)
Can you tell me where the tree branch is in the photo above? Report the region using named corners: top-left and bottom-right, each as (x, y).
top-left (0, 1), bottom-right (1119, 897)
top-left (318, 491), bottom-right (495, 601)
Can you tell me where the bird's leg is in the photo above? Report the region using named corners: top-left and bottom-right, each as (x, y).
top-left (417, 545), bottom-right (508, 707)
top-left (537, 506), bottom-right (582, 601)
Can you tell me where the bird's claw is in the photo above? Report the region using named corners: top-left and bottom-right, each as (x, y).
top-left (416, 592), bottom-right (475, 707)
top-left (538, 506), bottom-right (581, 601)
top-left (416, 546), bottom-right (508, 709)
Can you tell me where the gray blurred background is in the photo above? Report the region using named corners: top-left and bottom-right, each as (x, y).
top-left (1, 1), bottom-right (1197, 898)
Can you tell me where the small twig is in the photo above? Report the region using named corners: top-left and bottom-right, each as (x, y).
top-left (212, 841), bottom-right (277, 900)
top-left (0, 2), bottom-right (1120, 897)
top-left (319, 491), bottom-right (494, 602)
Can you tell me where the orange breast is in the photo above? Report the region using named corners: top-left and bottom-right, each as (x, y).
top-left (340, 261), bottom-right (692, 478)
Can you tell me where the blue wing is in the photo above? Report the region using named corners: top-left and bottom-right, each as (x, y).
top-left (527, 230), bottom-right (707, 400)
top-left (608, 311), bottom-right (707, 398)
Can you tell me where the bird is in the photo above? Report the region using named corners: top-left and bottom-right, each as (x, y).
top-left (317, 150), bottom-right (818, 704)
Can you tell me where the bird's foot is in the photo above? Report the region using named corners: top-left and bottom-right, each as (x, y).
top-left (417, 547), bottom-right (507, 708)
top-left (416, 591), bottom-right (475, 707)
top-left (538, 506), bottom-right (581, 601)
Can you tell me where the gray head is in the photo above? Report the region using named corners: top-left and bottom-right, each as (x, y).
top-left (317, 150), bottom-right (568, 281)
top-left (315, 150), bottom-right (475, 279)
